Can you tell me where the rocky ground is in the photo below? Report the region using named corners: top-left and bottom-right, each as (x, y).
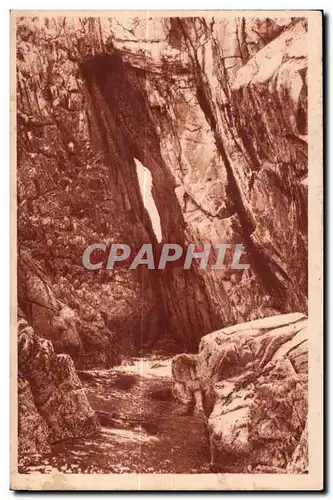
top-left (18, 357), bottom-right (212, 474)
top-left (18, 312), bottom-right (308, 475)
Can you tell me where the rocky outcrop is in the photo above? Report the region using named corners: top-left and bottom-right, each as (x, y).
top-left (18, 311), bottom-right (100, 455)
top-left (18, 377), bottom-right (51, 455)
top-left (16, 15), bottom-right (308, 359)
top-left (172, 313), bottom-right (308, 473)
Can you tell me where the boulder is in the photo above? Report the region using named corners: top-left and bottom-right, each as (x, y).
top-left (18, 314), bottom-right (100, 454)
top-left (172, 313), bottom-right (308, 472)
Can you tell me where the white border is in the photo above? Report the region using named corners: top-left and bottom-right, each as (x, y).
top-left (3, 1), bottom-right (329, 497)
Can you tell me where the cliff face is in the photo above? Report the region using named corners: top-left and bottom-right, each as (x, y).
top-left (16, 15), bottom-right (308, 362)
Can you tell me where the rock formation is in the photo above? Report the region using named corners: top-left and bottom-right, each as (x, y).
top-left (16, 14), bottom-right (308, 464)
top-left (18, 310), bottom-right (100, 455)
top-left (172, 312), bottom-right (308, 473)
top-left (16, 15), bottom-right (308, 362)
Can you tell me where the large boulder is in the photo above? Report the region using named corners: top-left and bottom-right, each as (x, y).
top-left (18, 313), bottom-right (100, 454)
top-left (172, 313), bottom-right (308, 472)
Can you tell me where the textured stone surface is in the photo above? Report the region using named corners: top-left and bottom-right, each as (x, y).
top-left (18, 377), bottom-right (51, 455)
top-left (172, 313), bottom-right (308, 472)
top-left (172, 353), bottom-right (200, 406)
top-left (18, 312), bottom-right (100, 453)
top-left (17, 15), bottom-right (308, 360)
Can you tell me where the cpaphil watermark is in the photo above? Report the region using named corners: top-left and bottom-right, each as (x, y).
top-left (82, 243), bottom-right (250, 271)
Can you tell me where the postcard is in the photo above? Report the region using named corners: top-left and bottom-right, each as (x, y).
top-left (11, 10), bottom-right (323, 491)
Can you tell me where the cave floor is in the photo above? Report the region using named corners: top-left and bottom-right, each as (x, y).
top-left (18, 356), bottom-right (212, 474)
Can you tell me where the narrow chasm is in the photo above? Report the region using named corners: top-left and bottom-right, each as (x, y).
top-left (80, 54), bottom-right (224, 352)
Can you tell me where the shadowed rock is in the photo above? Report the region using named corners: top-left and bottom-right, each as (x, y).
top-left (18, 314), bottom-right (100, 453)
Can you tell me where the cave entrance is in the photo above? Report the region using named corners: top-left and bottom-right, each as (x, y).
top-left (134, 158), bottom-right (162, 243)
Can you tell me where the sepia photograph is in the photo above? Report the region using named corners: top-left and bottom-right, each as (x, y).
top-left (11, 10), bottom-right (323, 491)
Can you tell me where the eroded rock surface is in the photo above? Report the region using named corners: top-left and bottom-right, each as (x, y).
top-left (16, 14), bottom-right (309, 462)
top-left (172, 313), bottom-right (308, 473)
top-left (17, 15), bottom-right (308, 360)
top-left (18, 311), bottom-right (100, 455)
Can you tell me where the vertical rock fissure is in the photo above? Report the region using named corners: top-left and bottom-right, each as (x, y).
top-left (81, 53), bottom-right (223, 351)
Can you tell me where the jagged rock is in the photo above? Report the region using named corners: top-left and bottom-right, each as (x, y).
top-left (172, 353), bottom-right (200, 407)
top-left (18, 377), bottom-right (51, 455)
top-left (18, 315), bottom-right (100, 453)
top-left (17, 15), bottom-right (308, 358)
top-left (287, 420), bottom-right (308, 473)
top-left (172, 313), bottom-right (308, 472)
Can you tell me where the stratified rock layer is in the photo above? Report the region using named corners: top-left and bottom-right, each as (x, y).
top-left (172, 313), bottom-right (308, 473)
